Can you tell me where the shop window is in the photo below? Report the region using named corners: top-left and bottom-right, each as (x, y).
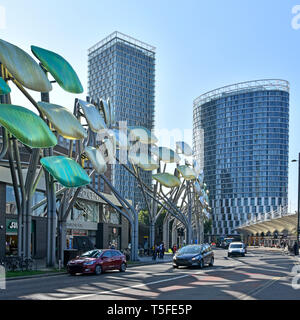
top-left (72, 200), bottom-right (99, 222)
top-left (102, 205), bottom-right (121, 224)
top-left (6, 185), bottom-right (20, 214)
top-left (6, 185), bottom-right (46, 216)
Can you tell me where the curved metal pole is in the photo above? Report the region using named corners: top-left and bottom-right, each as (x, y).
top-left (10, 78), bottom-right (43, 117)
top-left (117, 157), bottom-right (189, 228)
top-left (0, 127), bottom-right (8, 160)
top-left (7, 134), bottom-right (23, 256)
top-left (99, 173), bottom-right (139, 260)
top-left (86, 185), bottom-right (136, 261)
top-left (141, 186), bottom-right (186, 226)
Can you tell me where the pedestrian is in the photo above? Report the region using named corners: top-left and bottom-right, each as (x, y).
top-left (152, 245), bottom-right (157, 261)
top-left (158, 243), bottom-right (162, 259)
top-left (172, 244), bottom-right (177, 254)
top-left (144, 240), bottom-right (148, 256)
top-left (161, 243), bottom-right (165, 259)
top-left (156, 244), bottom-right (160, 259)
top-left (293, 241), bottom-right (299, 256)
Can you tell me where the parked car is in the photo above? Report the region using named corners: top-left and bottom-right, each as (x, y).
top-left (228, 242), bottom-right (246, 257)
top-left (67, 249), bottom-right (127, 275)
top-left (173, 244), bottom-right (214, 269)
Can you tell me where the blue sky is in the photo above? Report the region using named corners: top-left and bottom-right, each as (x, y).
top-left (0, 0), bottom-right (299, 211)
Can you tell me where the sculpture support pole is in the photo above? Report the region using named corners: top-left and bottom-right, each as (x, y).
top-left (12, 139), bottom-right (26, 258)
top-left (7, 135), bottom-right (23, 256)
top-left (187, 181), bottom-right (193, 245)
top-left (163, 213), bottom-right (169, 249)
top-left (132, 164), bottom-right (154, 251)
top-left (0, 71), bottom-right (24, 257)
top-left (86, 185), bottom-right (135, 260)
top-left (117, 158), bottom-right (188, 228)
top-left (24, 148), bottom-right (40, 258)
top-left (58, 189), bottom-right (69, 267)
top-left (41, 87), bottom-right (57, 267)
top-left (99, 174), bottom-right (139, 261)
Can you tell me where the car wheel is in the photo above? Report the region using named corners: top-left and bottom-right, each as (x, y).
top-left (209, 257), bottom-right (214, 267)
top-left (119, 263), bottom-right (126, 272)
top-left (173, 265), bottom-right (178, 269)
top-left (95, 265), bottom-right (102, 275)
top-left (199, 259), bottom-right (204, 269)
top-left (242, 253), bottom-right (245, 257)
top-left (228, 253), bottom-right (231, 258)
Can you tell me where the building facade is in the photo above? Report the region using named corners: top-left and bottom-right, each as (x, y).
top-left (88, 31), bottom-right (155, 209)
top-left (193, 80), bottom-right (289, 237)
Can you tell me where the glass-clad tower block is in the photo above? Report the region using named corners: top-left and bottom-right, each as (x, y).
top-left (193, 80), bottom-right (289, 237)
top-left (88, 32), bottom-right (155, 208)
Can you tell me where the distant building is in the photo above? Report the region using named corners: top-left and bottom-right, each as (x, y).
top-left (87, 32), bottom-right (155, 209)
top-left (193, 80), bottom-right (289, 237)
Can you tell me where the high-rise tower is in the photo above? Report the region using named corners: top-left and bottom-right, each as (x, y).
top-left (193, 80), bottom-right (289, 237)
top-left (88, 32), bottom-right (155, 208)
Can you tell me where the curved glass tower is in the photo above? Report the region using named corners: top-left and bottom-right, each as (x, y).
top-left (193, 80), bottom-right (289, 237)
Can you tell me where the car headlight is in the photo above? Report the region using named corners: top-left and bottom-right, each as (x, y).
top-left (192, 255), bottom-right (200, 261)
top-left (173, 255), bottom-right (177, 260)
top-left (83, 261), bottom-right (95, 266)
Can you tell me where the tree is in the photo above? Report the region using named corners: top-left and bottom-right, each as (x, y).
top-left (138, 210), bottom-right (150, 225)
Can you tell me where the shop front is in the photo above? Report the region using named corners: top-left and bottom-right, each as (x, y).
top-left (5, 217), bottom-right (37, 256)
top-left (1, 180), bottom-right (130, 259)
top-left (108, 226), bottom-right (121, 250)
top-left (66, 220), bottom-right (98, 250)
top-left (5, 218), bottom-right (18, 255)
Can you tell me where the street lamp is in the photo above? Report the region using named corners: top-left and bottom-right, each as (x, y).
top-left (291, 153), bottom-right (300, 255)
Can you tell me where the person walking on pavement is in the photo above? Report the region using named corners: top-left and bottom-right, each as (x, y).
top-left (172, 244), bottom-right (177, 255)
top-left (158, 243), bottom-right (163, 259)
top-left (293, 241), bottom-right (299, 255)
top-left (161, 243), bottom-right (165, 259)
top-left (152, 245), bottom-right (157, 261)
top-left (144, 240), bottom-right (148, 256)
top-left (156, 244), bottom-right (160, 259)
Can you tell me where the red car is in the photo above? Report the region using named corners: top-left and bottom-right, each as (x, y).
top-left (67, 249), bottom-right (127, 275)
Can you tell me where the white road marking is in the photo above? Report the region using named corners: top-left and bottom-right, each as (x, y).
top-left (62, 260), bottom-right (243, 300)
top-left (63, 273), bottom-right (193, 300)
top-left (238, 277), bottom-right (282, 300)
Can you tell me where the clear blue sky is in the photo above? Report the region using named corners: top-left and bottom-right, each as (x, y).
top-left (1, 0), bottom-right (299, 211)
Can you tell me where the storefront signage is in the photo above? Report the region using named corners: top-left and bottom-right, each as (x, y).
top-left (66, 221), bottom-right (98, 231)
top-left (78, 189), bottom-right (105, 203)
top-left (6, 219), bottom-right (18, 234)
top-left (72, 230), bottom-right (87, 236)
top-left (57, 185), bottom-right (104, 203)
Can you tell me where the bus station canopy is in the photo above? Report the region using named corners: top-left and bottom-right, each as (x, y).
top-left (236, 209), bottom-right (297, 236)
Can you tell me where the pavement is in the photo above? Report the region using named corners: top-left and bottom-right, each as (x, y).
top-left (1, 248), bottom-right (300, 300)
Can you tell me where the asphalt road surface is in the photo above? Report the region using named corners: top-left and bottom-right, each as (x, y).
top-left (1, 248), bottom-right (300, 300)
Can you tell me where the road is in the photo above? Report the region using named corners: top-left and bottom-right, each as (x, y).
top-left (1, 248), bottom-right (300, 300)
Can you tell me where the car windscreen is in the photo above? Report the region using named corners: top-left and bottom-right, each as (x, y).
top-left (178, 246), bottom-right (202, 254)
top-left (230, 244), bottom-right (243, 248)
top-left (80, 250), bottom-right (102, 258)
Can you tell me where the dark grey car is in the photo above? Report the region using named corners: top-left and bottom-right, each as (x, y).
top-left (173, 244), bottom-right (214, 269)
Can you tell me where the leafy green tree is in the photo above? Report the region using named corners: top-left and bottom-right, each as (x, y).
top-left (138, 209), bottom-right (150, 225)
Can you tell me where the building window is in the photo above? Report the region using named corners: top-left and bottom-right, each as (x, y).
top-left (102, 204), bottom-right (121, 224)
top-left (72, 200), bottom-right (99, 223)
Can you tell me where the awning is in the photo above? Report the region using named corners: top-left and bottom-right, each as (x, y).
top-left (236, 211), bottom-right (297, 236)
